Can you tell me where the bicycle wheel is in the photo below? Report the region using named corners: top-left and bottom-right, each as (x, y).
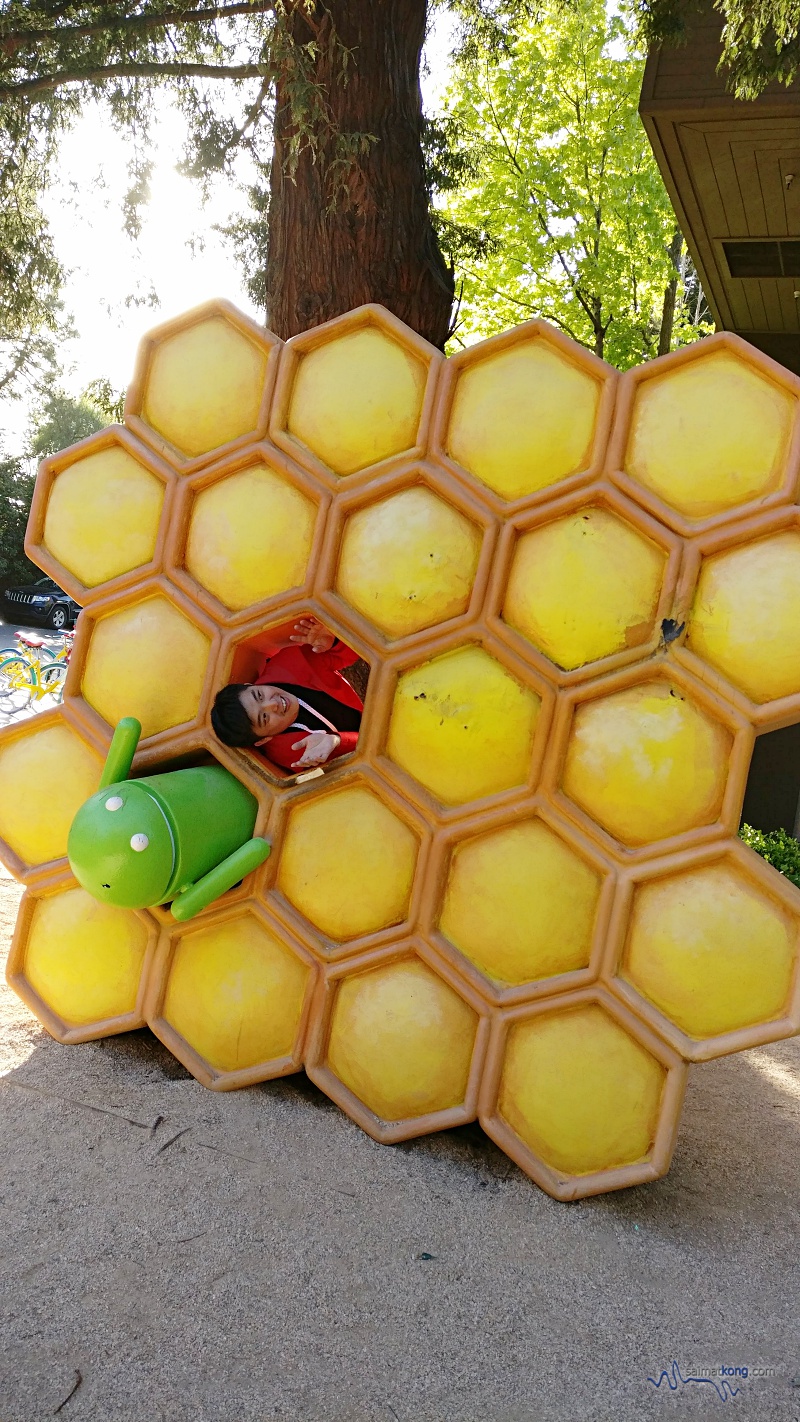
top-left (40, 661), bottom-right (68, 703)
top-left (0, 656), bottom-right (35, 711)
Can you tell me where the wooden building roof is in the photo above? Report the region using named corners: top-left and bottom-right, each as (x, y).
top-left (640, 4), bottom-right (800, 374)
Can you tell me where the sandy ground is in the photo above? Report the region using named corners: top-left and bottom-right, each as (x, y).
top-left (1, 870), bottom-right (799, 1422)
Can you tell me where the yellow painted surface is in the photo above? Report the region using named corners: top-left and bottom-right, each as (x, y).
top-left (624, 861), bottom-right (796, 1039)
top-left (447, 341), bottom-right (600, 501)
top-left (504, 508), bottom-right (665, 670)
top-left (440, 820), bottom-right (601, 985)
top-left (626, 353), bottom-right (794, 520)
top-left (288, 327), bottom-right (427, 476)
top-left (336, 485), bottom-right (482, 638)
top-left (278, 784), bottom-right (418, 941)
top-left (563, 680), bottom-right (732, 846)
top-left (24, 887), bottom-right (148, 1026)
top-left (82, 595), bottom-right (210, 738)
top-left (143, 317), bottom-right (268, 458)
top-left (687, 532), bottom-right (800, 704)
top-left (327, 957), bottom-right (477, 1121)
top-left (163, 914), bottom-right (310, 1073)
top-left (186, 460), bottom-right (317, 610)
top-left (499, 1003), bottom-right (665, 1175)
top-left (43, 447), bottom-right (164, 587)
top-left (0, 723), bottom-right (101, 866)
top-left (387, 645), bottom-right (541, 806)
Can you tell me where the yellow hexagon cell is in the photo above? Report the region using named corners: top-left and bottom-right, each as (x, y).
top-left (143, 317), bottom-right (269, 458)
top-left (82, 595), bottom-right (211, 738)
top-left (186, 460), bottom-right (317, 611)
top-left (336, 485), bottom-right (482, 638)
top-left (687, 531), bottom-right (800, 704)
top-left (499, 1003), bottom-right (666, 1176)
top-left (327, 957), bottom-right (477, 1121)
top-left (623, 861), bottom-right (797, 1040)
top-left (163, 914), bottom-right (310, 1073)
top-left (388, 645), bottom-right (541, 806)
top-left (447, 340), bottom-right (600, 501)
top-left (440, 820), bottom-right (601, 986)
top-left (43, 447), bottom-right (165, 588)
top-left (277, 784), bottom-right (418, 941)
top-left (23, 887), bottom-right (148, 1026)
top-left (0, 722), bottom-right (101, 866)
top-left (504, 508), bottom-right (666, 670)
top-left (626, 352), bottom-right (795, 521)
top-left (288, 327), bottom-right (427, 476)
top-left (563, 681), bottom-right (732, 846)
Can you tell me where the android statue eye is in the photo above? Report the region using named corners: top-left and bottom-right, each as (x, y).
top-left (130, 833), bottom-right (149, 852)
top-left (105, 796), bottom-right (124, 811)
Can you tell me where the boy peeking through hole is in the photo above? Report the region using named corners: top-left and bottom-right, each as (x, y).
top-left (211, 617), bottom-right (364, 772)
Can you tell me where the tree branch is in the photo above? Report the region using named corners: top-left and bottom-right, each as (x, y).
top-left (0, 60), bottom-right (268, 98)
top-left (0, 2), bottom-right (277, 52)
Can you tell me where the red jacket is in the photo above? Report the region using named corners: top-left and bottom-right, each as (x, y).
top-left (254, 640), bottom-right (363, 771)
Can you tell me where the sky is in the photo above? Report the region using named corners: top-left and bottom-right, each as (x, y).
top-left (0, 11), bottom-right (456, 452)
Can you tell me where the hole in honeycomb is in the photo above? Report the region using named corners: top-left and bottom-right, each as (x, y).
top-left (212, 612), bottom-right (371, 785)
top-left (741, 723), bottom-right (800, 838)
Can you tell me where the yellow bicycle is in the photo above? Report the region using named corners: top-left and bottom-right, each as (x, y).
top-left (0, 630), bottom-right (73, 713)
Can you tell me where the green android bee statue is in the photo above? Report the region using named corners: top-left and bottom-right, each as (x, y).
top-left (68, 717), bottom-right (270, 921)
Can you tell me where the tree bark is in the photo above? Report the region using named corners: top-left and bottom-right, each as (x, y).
top-left (658, 228), bottom-right (684, 356)
top-left (265, 0), bottom-right (454, 348)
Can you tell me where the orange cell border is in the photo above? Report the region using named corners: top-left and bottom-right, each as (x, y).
top-left (6, 865), bottom-right (160, 1044)
top-left (165, 439), bottom-right (332, 628)
top-left (429, 317), bottom-right (618, 517)
top-left (125, 298), bottom-right (282, 474)
top-left (304, 934), bottom-right (492, 1144)
top-left (605, 331), bottom-right (800, 539)
top-left (421, 793), bottom-right (618, 1008)
top-left (601, 835), bottom-right (800, 1062)
top-left (26, 425), bottom-right (177, 607)
top-left (313, 456), bottom-right (500, 656)
top-left (541, 654), bottom-right (755, 864)
top-left (478, 984), bottom-right (689, 1201)
top-left (144, 896), bottom-right (319, 1091)
top-left (484, 478), bottom-right (685, 687)
top-left (269, 304), bottom-right (444, 492)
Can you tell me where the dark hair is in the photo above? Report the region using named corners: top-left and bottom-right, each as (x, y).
top-left (211, 684), bottom-right (258, 748)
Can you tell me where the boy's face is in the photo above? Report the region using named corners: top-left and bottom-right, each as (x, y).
top-left (239, 684), bottom-right (299, 743)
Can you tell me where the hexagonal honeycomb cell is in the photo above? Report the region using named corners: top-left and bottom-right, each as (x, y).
top-left (496, 1002), bottom-right (666, 1176)
top-left (387, 644), bottom-right (542, 806)
top-left (503, 506), bottom-right (666, 670)
top-left (276, 782), bottom-right (419, 942)
top-left (42, 443), bottom-right (165, 589)
top-left (139, 314), bottom-right (271, 460)
top-left (162, 910), bottom-right (311, 1074)
top-left (185, 457), bottom-right (318, 612)
top-left (439, 819), bottom-right (602, 987)
top-left (562, 678), bottom-right (732, 847)
top-left (81, 593), bottom-right (211, 737)
top-left (336, 484), bottom-right (482, 639)
top-left (20, 885), bottom-right (150, 1028)
top-left (325, 955), bottom-right (478, 1121)
top-left (620, 858), bottom-right (798, 1043)
top-left (687, 530), bottom-right (800, 705)
top-left (445, 335), bottom-right (602, 501)
top-left (624, 350), bottom-right (796, 522)
top-left (287, 326), bottom-right (429, 476)
top-left (0, 719), bottom-right (101, 869)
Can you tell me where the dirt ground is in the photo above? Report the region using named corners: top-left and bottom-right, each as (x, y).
top-left (1, 867), bottom-right (799, 1422)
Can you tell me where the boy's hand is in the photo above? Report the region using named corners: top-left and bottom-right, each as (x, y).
top-left (291, 730), bottom-right (340, 769)
top-left (289, 617), bottom-right (335, 654)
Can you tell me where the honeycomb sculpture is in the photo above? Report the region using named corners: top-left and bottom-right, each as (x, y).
top-left (4, 298), bottom-right (800, 1202)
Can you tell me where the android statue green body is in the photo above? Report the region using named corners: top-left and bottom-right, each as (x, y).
top-left (67, 717), bottom-right (271, 921)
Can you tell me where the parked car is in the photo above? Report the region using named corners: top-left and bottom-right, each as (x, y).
top-left (2, 576), bottom-right (81, 631)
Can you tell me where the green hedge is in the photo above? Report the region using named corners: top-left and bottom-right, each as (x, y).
top-left (739, 824), bottom-right (800, 890)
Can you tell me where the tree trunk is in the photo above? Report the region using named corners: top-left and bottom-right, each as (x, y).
top-left (658, 228), bottom-right (684, 356)
top-left (265, 0), bottom-right (454, 348)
